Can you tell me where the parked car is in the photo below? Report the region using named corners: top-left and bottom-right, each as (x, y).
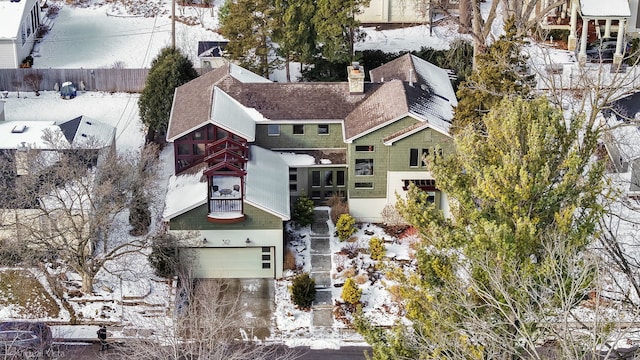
top-left (578, 37), bottom-right (630, 62)
top-left (0, 322), bottom-right (52, 358)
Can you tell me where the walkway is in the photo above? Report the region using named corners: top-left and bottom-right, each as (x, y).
top-left (310, 209), bottom-right (333, 327)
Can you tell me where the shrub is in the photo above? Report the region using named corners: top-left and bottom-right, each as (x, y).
top-left (327, 194), bottom-right (349, 224)
top-left (148, 233), bottom-right (179, 278)
top-left (129, 189), bottom-right (151, 236)
top-left (292, 193), bottom-right (315, 227)
top-left (341, 277), bottom-right (362, 305)
top-left (369, 237), bottom-right (386, 260)
top-left (283, 249), bottom-right (297, 271)
top-left (290, 273), bottom-right (316, 310)
top-left (335, 214), bottom-right (356, 241)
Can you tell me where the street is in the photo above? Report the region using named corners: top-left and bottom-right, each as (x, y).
top-left (49, 342), bottom-right (372, 359)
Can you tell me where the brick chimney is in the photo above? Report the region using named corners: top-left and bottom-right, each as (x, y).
top-left (347, 62), bottom-right (365, 94)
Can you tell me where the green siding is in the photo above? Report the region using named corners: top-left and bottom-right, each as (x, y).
top-left (170, 203), bottom-right (283, 230)
top-left (254, 123), bottom-right (344, 149)
top-left (348, 117), bottom-right (453, 198)
top-left (387, 129), bottom-right (454, 172)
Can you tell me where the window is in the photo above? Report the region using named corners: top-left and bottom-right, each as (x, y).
top-left (193, 143), bottom-right (205, 155)
top-left (268, 124), bottom-right (280, 136)
top-left (261, 248), bottom-right (271, 269)
top-left (293, 124), bottom-right (304, 135)
top-left (177, 144), bottom-right (190, 155)
top-left (289, 171), bottom-right (297, 181)
top-left (356, 145), bottom-right (374, 152)
top-left (336, 170), bottom-right (345, 187)
top-left (289, 183), bottom-right (297, 191)
top-left (426, 191), bottom-right (436, 204)
top-left (193, 131), bottom-right (204, 140)
top-left (422, 148), bottom-right (430, 166)
top-left (311, 191), bottom-right (321, 199)
top-left (318, 124), bottom-right (329, 135)
top-left (410, 148), bottom-right (419, 167)
top-left (355, 182), bottom-right (373, 189)
top-left (312, 171), bottom-right (321, 186)
top-left (355, 159), bottom-right (374, 175)
top-left (324, 191), bottom-right (333, 198)
top-left (324, 171), bottom-right (333, 186)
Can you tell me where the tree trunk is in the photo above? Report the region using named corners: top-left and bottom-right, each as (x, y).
top-left (81, 272), bottom-right (93, 294)
top-left (285, 57), bottom-right (291, 83)
top-left (458, 0), bottom-right (472, 33)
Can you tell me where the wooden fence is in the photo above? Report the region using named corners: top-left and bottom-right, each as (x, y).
top-left (0, 68), bottom-right (150, 94)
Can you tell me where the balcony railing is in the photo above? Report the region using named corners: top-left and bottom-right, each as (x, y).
top-left (207, 199), bottom-right (244, 223)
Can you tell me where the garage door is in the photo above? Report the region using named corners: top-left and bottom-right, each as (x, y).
top-left (183, 247), bottom-right (275, 278)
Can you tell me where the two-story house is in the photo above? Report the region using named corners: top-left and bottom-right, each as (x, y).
top-left (163, 54), bottom-right (457, 279)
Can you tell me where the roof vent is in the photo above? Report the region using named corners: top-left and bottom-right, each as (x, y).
top-left (85, 121), bottom-right (92, 125)
top-left (11, 125), bottom-right (26, 133)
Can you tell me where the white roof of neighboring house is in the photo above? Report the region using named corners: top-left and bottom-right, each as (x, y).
top-left (0, 0), bottom-right (29, 39)
top-left (0, 116), bottom-right (115, 150)
top-left (580, 0), bottom-right (630, 17)
top-left (211, 87), bottom-right (257, 141)
top-left (163, 145), bottom-right (290, 221)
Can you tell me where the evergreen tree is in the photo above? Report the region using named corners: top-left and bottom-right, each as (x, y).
top-left (139, 47), bottom-right (198, 145)
top-left (452, 17), bottom-right (534, 133)
top-left (356, 97), bottom-right (608, 358)
top-left (312, 0), bottom-right (370, 63)
top-left (271, 0), bottom-right (317, 82)
top-left (218, 0), bottom-right (275, 77)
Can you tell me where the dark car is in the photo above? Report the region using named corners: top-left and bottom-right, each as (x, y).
top-left (579, 37), bottom-right (630, 62)
top-left (0, 322), bottom-right (52, 358)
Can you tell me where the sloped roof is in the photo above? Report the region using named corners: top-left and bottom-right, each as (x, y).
top-left (168, 55), bottom-right (456, 144)
top-left (57, 115), bottom-right (115, 148)
top-left (198, 41), bottom-right (228, 58)
top-left (211, 87), bottom-right (257, 141)
top-left (245, 145), bottom-right (290, 220)
top-left (167, 64), bottom-right (270, 141)
top-left (162, 145), bottom-right (290, 221)
top-left (0, 0), bottom-right (31, 40)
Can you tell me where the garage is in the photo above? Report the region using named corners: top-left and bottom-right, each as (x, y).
top-left (183, 247), bottom-right (275, 278)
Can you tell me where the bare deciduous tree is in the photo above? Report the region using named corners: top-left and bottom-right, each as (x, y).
top-left (0, 134), bottom-right (159, 293)
top-left (108, 273), bottom-right (296, 360)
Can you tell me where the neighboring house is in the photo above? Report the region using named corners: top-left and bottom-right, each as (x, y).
top-left (0, 0), bottom-right (42, 68)
top-left (538, 0), bottom-right (634, 64)
top-left (0, 100), bottom-right (116, 246)
top-left (163, 54), bottom-right (457, 279)
top-left (357, 0), bottom-right (459, 25)
top-left (601, 92), bottom-right (640, 200)
top-left (197, 41), bottom-right (228, 70)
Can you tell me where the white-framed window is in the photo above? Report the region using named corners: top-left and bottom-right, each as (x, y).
top-left (318, 124), bottom-right (329, 135)
top-left (355, 159), bottom-right (374, 175)
top-left (355, 145), bottom-right (374, 152)
top-left (268, 124), bottom-right (280, 136)
top-left (293, 124), bottom-right (304, 135)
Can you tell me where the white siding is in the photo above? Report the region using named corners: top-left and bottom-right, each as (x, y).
top-left (0, 41), bottom-right (18, 68)
top-left (348, 197), bottom-right (388, 223)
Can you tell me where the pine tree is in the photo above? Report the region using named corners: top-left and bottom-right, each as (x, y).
top-left (271, 0), bottom-right (317, 82)
top-left (357, 97), bottom-right (608, 358)
top-left (139, 47), bottom-right (198, 145)
top-left (312, 0), bottom-right (370, 63)
top-left (452, 17), bottom-right (534, 133)
top-left (218, 0), bottom-right (275, 77)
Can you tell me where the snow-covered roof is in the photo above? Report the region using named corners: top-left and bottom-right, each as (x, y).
top-left (57, 115), bottom-right (115, 149)
top-left (162, 172), bottom-right (207, 221)
top-left (409, 54), bottom-right (458, 107)
top-left (0, 121), bottom-right (69, 149)
top-left (163, 145), bottom-right (290, 221)
top-left (580, 0), bottom-right (630, 17)
top-left (0, 115), bottom-right (115, 150)
top-left (0, 0), bottom-right (30, 39)
top-left (245, 145), bottom-right (290, 220)
top-left (211, 87), bottom-right (257, 142)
